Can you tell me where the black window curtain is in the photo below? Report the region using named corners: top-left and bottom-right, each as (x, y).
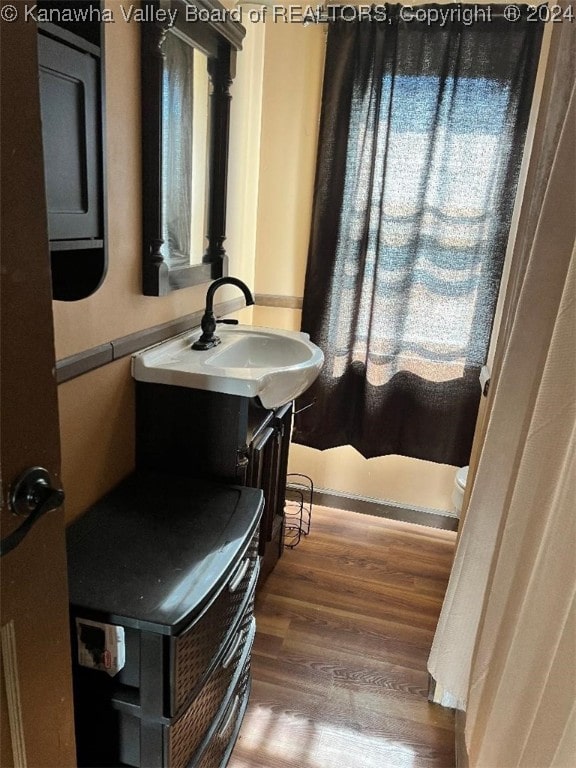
top-left (293, 4), bottom-right (543, 466)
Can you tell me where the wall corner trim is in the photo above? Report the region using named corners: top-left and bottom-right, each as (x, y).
top-left (56, 344), bottom-right (114, 384)
top-left (312, 488), bottom-right (459, 531)
top-left (55, 297), bottom-right (245, 384)
top-left (254, 294), bottom-right (303, 310)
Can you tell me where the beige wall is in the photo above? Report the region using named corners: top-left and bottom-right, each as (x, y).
top-left (56, 7), bottom-right (265, 521)
top-left (226, 18), bottom-right (266, 290)
top-left (254, 19), bottom-right (325, 298)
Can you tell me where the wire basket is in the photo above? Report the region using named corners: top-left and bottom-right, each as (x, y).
top-left (284, 473), bottom-right (313, 549)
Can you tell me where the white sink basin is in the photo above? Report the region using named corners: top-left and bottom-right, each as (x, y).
top-left (132, 325), bottom-right (324, 409)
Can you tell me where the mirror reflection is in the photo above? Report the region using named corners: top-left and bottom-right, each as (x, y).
top-left (162, 36), bottom-right (210, 269)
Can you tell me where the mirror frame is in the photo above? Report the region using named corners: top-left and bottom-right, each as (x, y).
top-left (141, 0), bottom-right (245, 295)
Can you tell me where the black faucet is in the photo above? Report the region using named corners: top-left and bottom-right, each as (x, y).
top-left (192, 277), bottom-right (254, 350)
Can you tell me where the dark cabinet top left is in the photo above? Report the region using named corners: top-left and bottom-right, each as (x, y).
top-left (38, 1), bottom-right (107, 301)
top-left (66, 470), bottom-right (264, 634)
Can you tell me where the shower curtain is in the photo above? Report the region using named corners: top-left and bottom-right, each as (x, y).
top-left (428, 18), bottom-right (576, 766)
top-left (293, 4), bottom-right (543, 467)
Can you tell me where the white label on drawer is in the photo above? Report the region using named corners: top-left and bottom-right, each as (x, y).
top-left (76, 617), bottom-right (126, 677)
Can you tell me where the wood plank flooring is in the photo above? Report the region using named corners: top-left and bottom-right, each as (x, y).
top-left (230, 506), bottom-right (457, 768)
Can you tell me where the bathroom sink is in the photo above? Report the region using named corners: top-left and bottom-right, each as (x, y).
top-left (132, 325), bottom-right (324, 409)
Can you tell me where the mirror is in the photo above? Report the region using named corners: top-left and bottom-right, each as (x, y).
top-left (141, 0), bottom-right (245, 295)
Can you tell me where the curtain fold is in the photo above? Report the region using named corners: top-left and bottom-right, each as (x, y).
top-left (294, 5), bottom-right (542, 466)
top-left (428, 18), bottom-right (575, 766)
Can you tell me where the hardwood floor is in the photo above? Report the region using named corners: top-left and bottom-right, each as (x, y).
top-left (230, 506), bottom-right (457, 768)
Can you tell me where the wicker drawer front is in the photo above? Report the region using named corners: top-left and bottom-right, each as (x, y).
top-left (113, 618), bottom-right (255, 768)
top-left (168, 619), bottom-right (255, 768)
top-left (171, 529), bottom-right (259, 715)
top-left (197, 664), bottom-right (252, 768)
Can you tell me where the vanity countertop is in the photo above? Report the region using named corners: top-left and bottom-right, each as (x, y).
top-left (66, 470), bottom-right (263, 635)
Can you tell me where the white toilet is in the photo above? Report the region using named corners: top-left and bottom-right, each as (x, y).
top-left (452, 465), bottom-right (469, 517)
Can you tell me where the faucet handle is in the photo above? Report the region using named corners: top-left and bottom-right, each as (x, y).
top-left (217, 318), bottom-right (239, 325)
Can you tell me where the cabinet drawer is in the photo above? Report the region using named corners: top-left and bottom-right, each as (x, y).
top-left (171, 529), bottom-right (259, 716)
top-left (197, 665), bottom-right (252, 768)
top-left (168, 618), bottom-right (255, 768)
top-left (116, 618), bottom-right (255, 768)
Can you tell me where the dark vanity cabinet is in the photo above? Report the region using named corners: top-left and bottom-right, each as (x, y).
top-left (246, 401), bottom-right (292, 581)
top-left (66, 471), bottom-right (263, 768)
top-left (136, 384), bottom-right (292, 583)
